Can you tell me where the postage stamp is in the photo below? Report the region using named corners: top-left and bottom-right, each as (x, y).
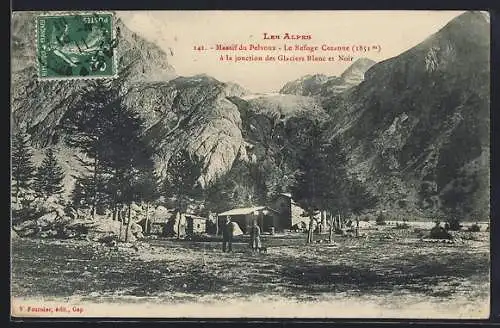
top-left (36, 12), bottom-right (118, 80)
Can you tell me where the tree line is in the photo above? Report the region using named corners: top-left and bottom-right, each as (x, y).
top-left (12, 132), bottom-right (65, 206)
top-left (11, 87), bottom-right (202, 242)
top-left (12, 86), bottom-right (378, 243)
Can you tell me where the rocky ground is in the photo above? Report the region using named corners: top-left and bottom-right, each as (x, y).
top-left (11, 223), bottom-right (489, 318)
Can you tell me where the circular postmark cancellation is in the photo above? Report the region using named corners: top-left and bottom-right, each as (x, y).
top-left (36, 12), bottom-right (118, 80)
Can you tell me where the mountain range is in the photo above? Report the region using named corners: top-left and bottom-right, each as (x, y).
top-left (11, 11), bottom-right (490, 220)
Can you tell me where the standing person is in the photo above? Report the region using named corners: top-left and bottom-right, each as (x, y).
top-left (222, 216), bottom-right (234, 252)
top-left (250, 220), bottom-right (262, 254)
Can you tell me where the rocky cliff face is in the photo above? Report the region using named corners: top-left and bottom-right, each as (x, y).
top-left (11, 13), bottom-right (177, 145)
top-left (122, 75), bottom-right (248, 188)
top-left (279, 58), bottom-right (376, 97)
top-left (11, 12), bottom-right (246, 189)
top-left (322, 11), bottom-right (490, 220)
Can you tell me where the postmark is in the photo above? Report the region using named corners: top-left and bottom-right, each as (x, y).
top-left (36, 12), bottom-right (118, 80)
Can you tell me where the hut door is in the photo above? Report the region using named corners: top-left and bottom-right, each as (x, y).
top-left (186, 217), bottom-right (193, 235)
top-left (262, 215), bottom-right (272, 233)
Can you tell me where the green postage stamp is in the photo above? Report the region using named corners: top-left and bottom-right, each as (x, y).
top-left (36, 12), bottom-right (118, 80)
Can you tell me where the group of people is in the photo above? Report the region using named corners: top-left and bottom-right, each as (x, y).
top-left (221, 217), bottom-right (262, 254)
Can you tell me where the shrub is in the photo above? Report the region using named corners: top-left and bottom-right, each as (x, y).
top-left (468, 223), bottom-right (481, 232)
top-left (444, 218), bottom-right (462, 231)
top-left (429, 222), bottom-right (452, 239)
top-left (413, 228), bottom-right (425, 238)
top-left (461, 232), bottom-right (480, 241)
top-left (376, 213), bottom-right (387, 226)
top-left (12, 207), bottom-right (38, 224)
top-left (361, 217), bottom-right (370, 222)
top-left (394, 222), bottom-right (410, 229)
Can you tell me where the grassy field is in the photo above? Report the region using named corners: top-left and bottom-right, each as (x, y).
top-left (11, 224), bottom-right (490, 318)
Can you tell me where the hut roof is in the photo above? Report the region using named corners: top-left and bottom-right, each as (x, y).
top-left (185, 213), bottom-right (207, 220)
top-left (218, 206), bottom-right (277, 216)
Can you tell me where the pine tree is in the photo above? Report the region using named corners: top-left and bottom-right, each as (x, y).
top-left (11, 132), bottom-right (36, 204)
top-left (291, 123), bottom-right (378, 243)
top-left (290, 123), bottom-right (325, 244)
top-left (133, 169), bottom-right (161, 234)
top-left (71, 174), bottom-right (98, 211)
top-left (204, 174), bottom-right (236, 236)
top-left (163, 149), bottom-right (203, 238)
top-left (33, 148), bottom-right (65, 199)
top-left (61, 83), bottom-right (119, 219)
top-left (98, 101), bottom-right (156, 241)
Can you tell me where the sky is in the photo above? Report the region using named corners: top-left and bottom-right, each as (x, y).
top-left (118, 11), bottom-right (465, 93)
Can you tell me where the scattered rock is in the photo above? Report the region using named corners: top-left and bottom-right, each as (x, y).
top-left (422, 238), bottom-right (454, 244)
top-left (130, 222), bottom-right (143, 234)
top-left (11, 229), bottom-right (20, 239)
top-left (99, 234), bottom-right (119, 246)
top-left (37, 212), bottom-right (60, 228)
top-left (13, 219), bottom-right (37, 231)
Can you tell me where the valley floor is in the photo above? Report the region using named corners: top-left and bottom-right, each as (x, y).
top-left (11, 226), bottom-right (490, 318)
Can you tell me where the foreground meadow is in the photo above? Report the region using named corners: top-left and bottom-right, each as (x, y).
top-left (11, 223), bottom-right (490, 318)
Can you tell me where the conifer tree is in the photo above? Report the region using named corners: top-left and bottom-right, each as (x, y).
top-left (33, 148), bottom-right (65, 199)
top-left (163, 149), bottom-right (203, 238)
top-left (11, 131), bottom-right (36, 204)
top-left (291, 123), bottom-right (325, 244)
top-left (291, 122), bottom-right (378, 243)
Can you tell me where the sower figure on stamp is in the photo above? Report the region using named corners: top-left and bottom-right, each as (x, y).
top-left (250, 220), bottom-right (262, 254)
top-left (222, 216), bottom-right (234, 252)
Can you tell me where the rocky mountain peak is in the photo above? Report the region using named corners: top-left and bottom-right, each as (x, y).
top-left (323, 10), bottom-right (490, 220)
top-left (340, 58), bottom-right (376, 85)
top-left (279, 58), bottom-right (376, 97)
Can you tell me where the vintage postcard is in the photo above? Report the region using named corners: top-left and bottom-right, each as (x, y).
top-left (10, 10), bottom-right (490, 318)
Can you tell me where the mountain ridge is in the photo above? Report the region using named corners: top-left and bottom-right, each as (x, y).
top-left (279, 58), bottom-right (376, 97)
top-left (10, 11), bottom-right (490, 220)
top-left (321, 10), bottom-right (490, 219)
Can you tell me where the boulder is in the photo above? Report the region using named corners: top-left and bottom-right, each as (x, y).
top-left (67, 207), bottom-right (78, 220)
top-left (429, 225), bottom-right (452, 239)
top-left (38, 212), bottom-right (59, 228)
top-left (153, 206), bottom-right (171, 220)
top-left (119, 231), bottom-right (137, 243)
top-left (131, 203), bottom-right (142, 212)
top-left (130, 222), bottom-right (143, 234)
top-left (47, 229), bottom-right (58, 237)
top-left (13, 219), bottom-right (37, 231)
top-left (18, 228), bottom-right (37, 237)
top-left (11, 229), bottom-right (20, 239)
